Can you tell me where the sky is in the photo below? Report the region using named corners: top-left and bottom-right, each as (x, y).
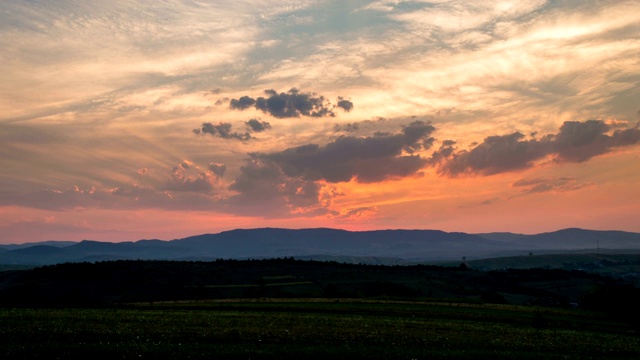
top-left (1, 0), bottom-right (639, 244)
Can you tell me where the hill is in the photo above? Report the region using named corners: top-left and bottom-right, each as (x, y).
top-left (1, 259), bottom-right (639, 320)
top-left (1, 227), bottom-right (639, 266)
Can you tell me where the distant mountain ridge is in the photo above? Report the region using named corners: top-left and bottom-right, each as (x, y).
top-left (1, 227), bottom-right (639, 266)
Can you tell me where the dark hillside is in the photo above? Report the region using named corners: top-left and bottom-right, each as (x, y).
top-left (1, 259), bottom-right (638, 321)
top-left (9, 245), bottom-right (65, 256)
top-left (474, 232), bottom-right (526, 242)
top-left (518, 228), bottom-right (640, 249)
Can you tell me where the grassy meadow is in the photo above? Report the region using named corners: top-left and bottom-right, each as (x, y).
top-left (2, 300), bottom-right (639, 359)
top-left (2, 259), bottom-right (640, 358)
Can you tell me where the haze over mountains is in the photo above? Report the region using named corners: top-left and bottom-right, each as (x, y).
top-left (1, 228), bottom-right (639, 266)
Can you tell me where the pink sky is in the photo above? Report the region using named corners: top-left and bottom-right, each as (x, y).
top-left (1, 1), bottom-right (639, 244)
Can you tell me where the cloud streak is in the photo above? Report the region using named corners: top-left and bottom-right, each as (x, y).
top-left (512, 177), bottom-right (594, 195)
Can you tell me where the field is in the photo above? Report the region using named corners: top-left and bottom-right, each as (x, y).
top-left (2, 300), bottom-right (639, 359)
top-left (2, 259), bottom-right (640, 358)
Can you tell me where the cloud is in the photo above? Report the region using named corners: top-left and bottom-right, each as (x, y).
top-left (436, 132), bottom-right (547, 176)
top-left (223, 121), bottom-right (437, 217)
top-left (164, 161), bottom-right (216, 193)
top-left (245, 119), bottom-right (272, 132)
top-left (401, 120), bottom-right (436, 153)
top-left (226, 159), bottom-right (323, 216)
top-left (229, 88), bottom-right (353, 118)
top-left (193, 122), bottom-right (251, 141)
top-left (137, 168), bottom-right (149, 176)
top-left (0, 186), bottom-right (101, 211)
top-left (435, 120), bottom-right (640, 176)
top-left (512, 177), bottom-right (595, 194)
top-left (332, 206), bottom-right (377, 220)
top-left (553, 120), bottom-right (640, 162)
top-left (336, 97), bottom-right (354, 112)
top-left (208, 162), bottom-right (227, 177)
top-left (428, 140), bottom-right (457, 166)
top-left (253, 121), bottom-right (435, 183)
top-left (165, 172), bottom-right (215, 193)
top-left (194, 120), bottom-right (273, 140)
top-left (229, 96), bottom-right (256, 110)
top-left (333, 118), bottom-right (387, 133)
top-left (333, 122), bottom-right (360, 132)
top-left (111, 184), bottom-right (156, 200)
top-left (552, 120), bottom-right (612, 162)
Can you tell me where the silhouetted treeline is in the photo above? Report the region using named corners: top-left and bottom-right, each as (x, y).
top-left (0, 258), bottom-right (638, 320)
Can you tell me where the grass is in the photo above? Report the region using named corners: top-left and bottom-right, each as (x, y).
top-left (2, 300), bottom-right (639, 359)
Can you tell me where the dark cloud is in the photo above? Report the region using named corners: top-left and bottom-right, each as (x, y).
top-left (429, 140), bottom-right (456, 163)
top-left (551, 120), bottom-right (640, 162)
top-left (336, 98), bottom-right (354, 112)
top-left (228, 159), bottom-right (283, 201)
top-left (208, 162), bottom-right (227, 177)
top-left (214, 98), bottom-right (228, 106)
top-left (253, 121), bottom-right (435, 183)
top-left (229, 95), bottom-right (255, 110)
top-left (245, 119), bottom-right (272, 132)
top-left (611, 125), bottom-right (640, 145)
top-left (436, 132), bottom-right (547, 176)
top-left (229, 88), bottom-right (353, 118)
top-left (193, 122), bottom-right (251, 141)
top-left (552, 120), bottom-right (611, 162)
top-left (402, 121), bottom-right (436, 153)
top-left (222, 121), bottom-right (436, 217)
top-left (194, 120), bottom-right (272, 140)
top-left (227, 159), bottom-right (322, 214)
top-left (434, 120), bottom-right (640, 177)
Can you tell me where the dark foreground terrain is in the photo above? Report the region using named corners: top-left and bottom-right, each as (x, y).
top-left (1, 259), bottom-right (639, 359)
top-left (1, 258), bottom-right (639, 312)
top-left (2, 301), bottom-right (639, 359)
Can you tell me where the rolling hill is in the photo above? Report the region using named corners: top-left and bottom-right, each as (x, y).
top-left (1, 227), bottom-right (639, 266)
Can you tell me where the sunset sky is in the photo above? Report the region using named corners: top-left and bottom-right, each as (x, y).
top-left (1, 0), bottom-right (639, 244)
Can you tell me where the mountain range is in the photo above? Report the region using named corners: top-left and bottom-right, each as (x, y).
top-left (1, 227), bottom-right (639, 266)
